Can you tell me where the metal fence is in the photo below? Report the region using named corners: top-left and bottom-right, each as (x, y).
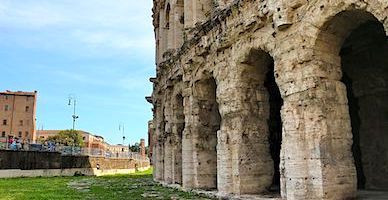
top-left (0, 142), bottom-right (149, 162)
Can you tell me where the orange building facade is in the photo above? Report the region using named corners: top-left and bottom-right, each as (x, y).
top-left (0, 91), bottom-right (37, 143)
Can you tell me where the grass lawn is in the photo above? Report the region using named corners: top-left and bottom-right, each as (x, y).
top-left (0, 168), bottom-right (214, 200)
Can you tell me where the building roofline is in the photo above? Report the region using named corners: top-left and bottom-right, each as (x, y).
top-left (0, 90), bottom-right (37, 96)
top-left (36, 129), bottom-right (104, 139)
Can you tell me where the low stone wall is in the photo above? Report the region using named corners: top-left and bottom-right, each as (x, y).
top-left (0, 150), bottom-right (150, 178)
top-left (0, 150), bottom-right (61, 170)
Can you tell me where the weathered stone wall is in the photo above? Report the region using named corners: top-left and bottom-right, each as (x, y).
top-left (150, 0), bottom-right (388, 199)
top-left (0, 150), bottom-right (150, 178)
top-left (0, 150), bottom-right (61, 170)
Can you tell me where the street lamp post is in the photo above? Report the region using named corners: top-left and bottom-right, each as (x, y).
top-left (119, 124), bottom-right (125, 145)
top-left (68, 95), bottom-right (79, 155)
top-left (68, 96), bottom-right (79, 131)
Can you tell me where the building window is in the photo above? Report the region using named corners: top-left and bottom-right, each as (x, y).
top-left (4, 105), bottom-right (9, 111)
top-left (5, 95), bottom-right (8, 100)
top-left (18, 131), bottom-right (22, 138)
top-left (19, 120), bottom-right (23, 126)
top-left (26, 96), bottom-right (29, 101)
top-left (25, 106), bottom-right (30, 112)
top-left (83, 136), bottom-right (86, 140)
top-left (25, 131), bottom-right (29, 137)
top-left (1, 131), bottom-right (5, 137)
top-left (3, 120), bottom-right (7, 125)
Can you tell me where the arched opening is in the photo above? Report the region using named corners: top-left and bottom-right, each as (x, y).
top-left (238, 49), bottom-right (283, 195)
top-left (317, 10), bottom-right (388, 195)
top-left (159, 105), bottom-right (167, 182)
top-left (164, 3), bottom-right (173, 50)
top-left (264, 60), bottom-right (283, 193)
top-left (173, 93), bottom-right (184, 184)
top-left (193, 76), bottom-right (220, 190)
top-left (154, 102), bottom-right (167, 181)
top-left (165, 4), bottom-right (171, 29)
top-left (340, 19), bottom-right (388, 191)
top-left (174, 0), bottom-right (185, 48)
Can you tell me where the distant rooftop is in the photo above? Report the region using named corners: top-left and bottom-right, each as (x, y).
top-left (36, 130), bottom-right (104, 140)
top-left (0, 90), bottom-right (37, 96)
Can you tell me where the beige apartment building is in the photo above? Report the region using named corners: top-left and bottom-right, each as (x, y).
top-left (36, 130), bottom-right (106, 150)
top-left (106, 144), bottom-right (129, 155)
top-left (0, 90), bottom-right (37, 143)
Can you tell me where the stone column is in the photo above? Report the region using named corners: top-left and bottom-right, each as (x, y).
top-left (217, 57), bottom-right (274, 195)
top-left (158, 8), bottom-right (167, 61)
top-left (184, 76), bottom-right (219, 190)
top-left (173, 1), bottom-right (184, 49)
top-left (163, 89), bottom-right (174, 184)
top-left (153, 101), bottom-right (165, 181)
top-left (183, 0), bottom-right (194, 29)
top-left (166, 4), bottom-right (174, 50)
top-left (275, 47), bottom-right (356, 199)
top-left (182, 87), bottom-right (195, 188)
top-left (140, 139), bottom-right (146, 158)
top-left (172, 93), bottom-right (184, 184)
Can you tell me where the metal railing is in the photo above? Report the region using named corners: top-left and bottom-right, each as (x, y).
top-left (0, 142), bottom-right (149, 162)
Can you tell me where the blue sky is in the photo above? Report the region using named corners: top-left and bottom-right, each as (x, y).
top-left (0, 0), bottom-right (155, 146)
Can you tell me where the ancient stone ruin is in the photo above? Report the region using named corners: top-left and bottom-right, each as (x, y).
top-left (147, 0), bottom-right (388, 199)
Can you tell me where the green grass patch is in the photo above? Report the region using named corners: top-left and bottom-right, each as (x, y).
top-left (0, 169), bottom-right (214, 200)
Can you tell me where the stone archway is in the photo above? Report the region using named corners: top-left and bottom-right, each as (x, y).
top-left (217, 48), bottom-right (283, 195)
top-left (311, 9), bottom-right (388, 199)
top-left (264, 57), bottom-right (283, 192)
top-left (172, 93), bottom-right (184, 184)
top-left (191, 75), bottom-right (221, 190)
top-left (240, 49), bottom-right (283, 195)
top-left (338, 14), bottom-right (388, 191)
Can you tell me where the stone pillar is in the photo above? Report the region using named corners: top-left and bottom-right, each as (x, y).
top-left (153, 101), bottom-right (165, 181)
top-left (172, 93), bottom-right (184, 184)
top-left (173, 1), bottom-right (184, 49)
top-left (164, 136), bottom-right (173, 183)
top-left (182, 87), bottom-right (195, 188)
top-left (166, 3), bottom-right (174, 50)
top-left (183, 0), bottom-right (194, 29)
top-left (154, 141), bottom-right (164, 181)
top-left (163, 89), bottom-right (174, 184)
top-left (216, 54), bottom-right (274, 195)
top-left (147, 121), bottom-right (155, 163)
top-left (276, 47), bottom-right (356, 199)
top-left (158, 8), bottom-right (167, 61)
top-left (140, 139), bottom-right (146, 158)
top-left (155, 28), bottom-right (161, 64)
top-left (184, 77), bottom-right (219, 190)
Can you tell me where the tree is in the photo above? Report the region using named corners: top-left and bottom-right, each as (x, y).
top-left (130, 142), bottom-right (140, 152)
top-left (46, 130), bottom-right (84, 147)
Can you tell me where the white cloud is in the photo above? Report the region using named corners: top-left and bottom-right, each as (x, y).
top-left (0, 0), bottom-right (155, 56)
top-left (50, 68), bottom-right (152, 93)
top-left (0, 0), bottom-right (67, 28)
top-left (71, 29), bottom-right (154, 52)
top-left (0, 0), bottom-right (153, 29)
